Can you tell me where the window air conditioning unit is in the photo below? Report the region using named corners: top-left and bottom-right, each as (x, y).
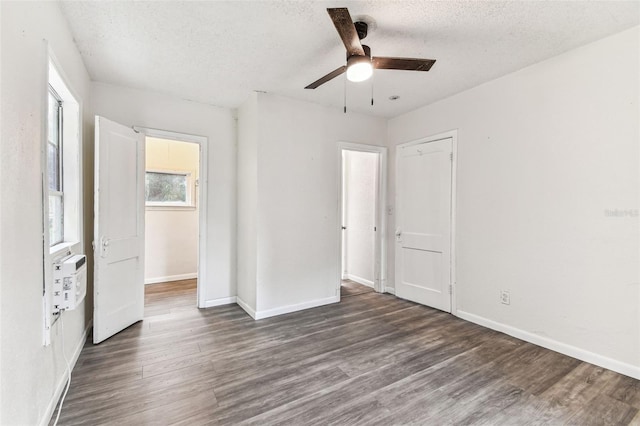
top-left (53, 254), bottom-right (87, 311)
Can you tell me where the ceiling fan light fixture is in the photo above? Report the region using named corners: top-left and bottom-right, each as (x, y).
top-left (304, 8), bottom-right (436, 92)
top-left (346, 55), bottom-right (373, 82)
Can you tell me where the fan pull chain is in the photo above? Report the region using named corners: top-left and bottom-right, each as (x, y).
top-left (343, 74), bottom-right (347, 113)
top-left (371, 67), bottom-right (374, 106)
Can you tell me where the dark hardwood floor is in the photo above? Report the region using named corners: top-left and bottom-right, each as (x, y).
top-left (341, 279), bottom-right (375, 298)
top-left (53, 279), bottom-right (640, 425)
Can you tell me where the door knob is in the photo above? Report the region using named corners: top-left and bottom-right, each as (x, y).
top-left (395, 229), bottom-right (402, 241)
top-left (342, 226), bottom-right (347, 230)
top-left (100, 236), bottom-right (110, 258)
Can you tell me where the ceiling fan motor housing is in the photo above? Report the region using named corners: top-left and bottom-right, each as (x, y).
top-left (347, 44), bottom-right (371, 61)
top-left (354, 21), bottom-right (368, 40)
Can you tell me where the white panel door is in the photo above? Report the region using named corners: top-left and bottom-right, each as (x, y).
top-left (395, 138), bottom-right (452, 312)
top-left (93, 116), bottom-right (145, 343)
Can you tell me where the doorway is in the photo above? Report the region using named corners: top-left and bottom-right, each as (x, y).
top-left (93, 118), bottom-right (209, 344)
top-left (144, 136), bottom-right (200, 313)
top-left (337, 143), bottom-right (388, 299)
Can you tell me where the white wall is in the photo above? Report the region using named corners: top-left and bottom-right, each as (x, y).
top-left (387, 27), bottom-right (639, 375)
top-left (236, 93), bottom-right (258, 312)
top-left (91, 82), bottom-right (237, 305)
top-left (145, 138), bottom-right (199, 284)
top-left (0, 2), bottom-right (93, 424)
top-left (343, 150), bottom-right (377, 286)
top-left (237, 93), bottom-right (387, 318)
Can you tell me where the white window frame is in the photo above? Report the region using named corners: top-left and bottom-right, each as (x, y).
top-left (47, 86), bottom-right (64, 246)
top-left (145, 168), bottom-right (196, 209)
top-left (45, 57), bottom-right (82, 255)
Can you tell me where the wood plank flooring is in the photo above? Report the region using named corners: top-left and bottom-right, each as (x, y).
top-left (340, 279), bottom-right (375, 298)
top-left (53, 279), bottom-right (640, 425)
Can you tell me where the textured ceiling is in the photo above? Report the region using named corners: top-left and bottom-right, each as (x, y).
top-left (59, 1), bottom-right (639, 118)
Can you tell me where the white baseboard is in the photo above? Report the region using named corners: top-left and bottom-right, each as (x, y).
top-left (236, 296), bottom-right (257, 319)
top-left (41, 319), bottom-right (92, 426)
top-left (383, 286), bottom-right (396, 295)
top-left (456, 310), bottom-right (640, 380)
top-left (201, 296), bottom-right (236, 308)
top-left (145, 273), bottom-right (197, 285)
top-left (345, 274), bottom-right (374, 287)
top-left (253, 296), bottom-right (340, 320)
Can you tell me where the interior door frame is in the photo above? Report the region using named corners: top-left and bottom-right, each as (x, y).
top-left (134, 126), bottom-right (209, 308)
top-left (395, 130), bottom-right (458, 315)
top-left (337, 142), bottom-right (388, 297)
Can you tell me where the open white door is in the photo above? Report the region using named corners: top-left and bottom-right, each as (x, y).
top-left (395, 138), bottom-right (452, 312)
top-left (93, 116), bottom-right (145, 344)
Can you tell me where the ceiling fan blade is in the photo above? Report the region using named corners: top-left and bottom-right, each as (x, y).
top-left (327, 8), bottom-right (365, 57)
top-left (304, 65), bottom-right (347, 89)
top-left (373, 57), bottom-right (436, 72)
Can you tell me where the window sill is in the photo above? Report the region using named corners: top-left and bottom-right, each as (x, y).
top-left (146, 205), bottom-right (197, 211)
top-left (50, 241), bottom-right (79, 257)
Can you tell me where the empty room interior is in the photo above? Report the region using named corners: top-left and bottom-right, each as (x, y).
top-left (1, 1), bottom-right (639, 425)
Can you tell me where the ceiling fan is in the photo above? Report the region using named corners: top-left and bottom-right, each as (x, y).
top-left (305, 7), bottom-right (436, 90)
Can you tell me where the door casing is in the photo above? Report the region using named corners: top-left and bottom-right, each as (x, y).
top-left (337, 142), bottom-right (388, 297)
top-left (134, 126), bottom-right (209, 308)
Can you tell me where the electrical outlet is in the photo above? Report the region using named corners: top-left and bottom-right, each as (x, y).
top-left (500, 290), bottom-right (510, 305)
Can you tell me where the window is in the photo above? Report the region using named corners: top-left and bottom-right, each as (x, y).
top-left (47, 88), bottom-right (64, 245)
top-left (45, 59), bottom-right (81, 252)
top-left (145, 170), bottom-right (194, 207)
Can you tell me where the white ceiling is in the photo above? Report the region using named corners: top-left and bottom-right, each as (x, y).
top-left (59, 1), bottom-right (639, 118)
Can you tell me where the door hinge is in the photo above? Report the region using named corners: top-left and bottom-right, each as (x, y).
top-left (449, 285), bottom-right (453, 294)
top-left (449, 152), bottom-right (453, 161)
